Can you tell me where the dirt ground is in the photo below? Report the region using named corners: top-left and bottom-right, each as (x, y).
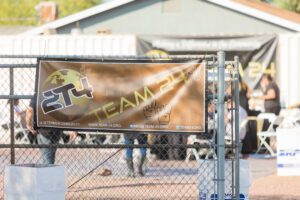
top-left (67, 175), bottom-right (198, 200)
top-left (248, 156), bottom-right (300, 200)
top-left (1, 149), bottom-right (300, 199)
top-left (249, 174), bottom-right (300, 200)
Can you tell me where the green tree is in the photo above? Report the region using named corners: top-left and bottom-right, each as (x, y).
top-left (54, 0), bottom-right (102, 18)
top-left (0, 0), bottom-right (40, 25)
top-left (0, 0), bottom-right (102, 26)
top-left (272, 0), bottom-right (300, 14)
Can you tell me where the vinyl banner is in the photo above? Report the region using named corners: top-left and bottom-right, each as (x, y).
top-left (277, 128), bottom-right (300, 176)
top-left (36, 60), bottom-right (206, 133)
top-left (137, 34), bottom-right (277, 89)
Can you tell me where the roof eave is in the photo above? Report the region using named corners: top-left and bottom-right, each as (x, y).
top-left (206, 0), bottom-right (300, 32)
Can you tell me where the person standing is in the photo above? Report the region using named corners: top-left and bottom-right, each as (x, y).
top-left (256, 74), bottom-right (281, 115)
top-left (25, 99), bottom-right (77, 164)
top-left (124, 133), bottom-right (147, 177)
top-left (7, 98), bottom-right (26, 127)
top-left (226, 99), bottom-right (248, 141)
top-left (238, 77), bottom-right (252, 115)
top-left (7, 99), bottom-right (37, 144)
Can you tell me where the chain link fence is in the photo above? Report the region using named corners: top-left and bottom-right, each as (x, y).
top-left (0, 54), bottom-right (240, 200)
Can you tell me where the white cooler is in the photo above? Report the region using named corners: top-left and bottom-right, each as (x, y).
top-left (199, 159), bottom-right (252, 200)
top-left (4, 164), bottom-right (67, 200)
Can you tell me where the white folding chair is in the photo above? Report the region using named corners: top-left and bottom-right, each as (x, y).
top-left (185, 135), bottom-right (201, 162)
top-left (14, 114), bottom-right (31, 144)
top-left (256, 113), bottom-right (283, 156)
top-left (102, 133), bottom-right (124, 144)
top-left (185, 132), bottom-right (216, 162)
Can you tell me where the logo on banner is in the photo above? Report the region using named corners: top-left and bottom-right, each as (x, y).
top-left (41, 69), bottom-right (93, 120)
top-left (145, 49), bottom-right (168, 57)
top-left (143, 101), bottom-right (172, 125)
top-left (278, 149), bottom-right (300, 157)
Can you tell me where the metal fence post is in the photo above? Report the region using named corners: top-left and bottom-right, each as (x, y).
top-left (234, 56), bottom-right (240, 200)
top-left (0, 54), bottom-right (235, 199)
top-left (217, 51), bottom-right (225, 200)
top-left (9, 67), bottom-right (15, 164)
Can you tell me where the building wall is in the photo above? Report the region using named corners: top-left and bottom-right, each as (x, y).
top-left (277, 34), bottom-right (300, 106)
top-left (57, 0), bottom-right (295, 35)
top-left (0, 35), bottom-right (136, 56)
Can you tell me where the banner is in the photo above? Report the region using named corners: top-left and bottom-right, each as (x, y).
top-left (137, 34), bottom-right (277, 88)
top-left (36, 59), bottom-right (206, 132)
top-left (277, 128), bottom-right (300, 176)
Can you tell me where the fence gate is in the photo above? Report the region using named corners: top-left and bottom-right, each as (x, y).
top-left (0, 53), bottom-right (240, 200)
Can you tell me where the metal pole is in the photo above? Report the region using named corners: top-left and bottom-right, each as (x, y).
top-left (234, 56), bottom-right (240, 200)
top-left (9, 67), bottom-right (15, 164)
top-left (231, 70), bottom-right (235, 200)
top-left (217, 51), bottom-right (225, 200)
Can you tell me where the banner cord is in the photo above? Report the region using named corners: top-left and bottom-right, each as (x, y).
top-left (68, 148), bottom-right (123, 189)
